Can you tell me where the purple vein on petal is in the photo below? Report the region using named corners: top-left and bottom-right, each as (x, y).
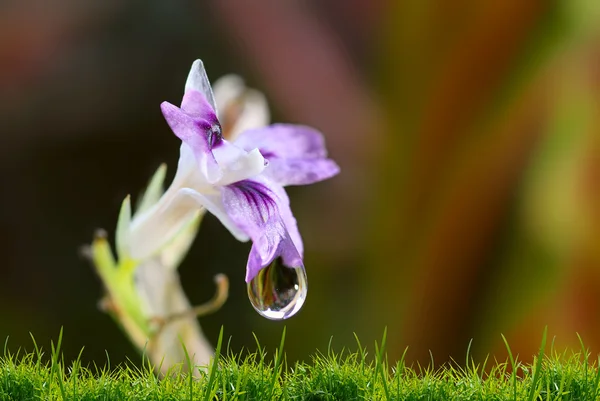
top-left (229, 180), bottom-right (277, 222)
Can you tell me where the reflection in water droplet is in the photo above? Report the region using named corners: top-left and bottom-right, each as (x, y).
top-left (247, 258), bottom-right (307, 320)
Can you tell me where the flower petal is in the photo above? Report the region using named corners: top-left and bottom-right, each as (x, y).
top-left (161, 101), bottom-right (222, 183)
top-left (212, 146), bottom-right (266, 187)
top-left (180, 90), bottom-right (218, 121)
top-left (235, 124), bottom-right (328, 159)
top-left (178, 188), bottom-right (249, 242)
top-left (213, 74), bottom-right (270, 141)
top-left (265, 158), bottom-right (340, 186)
top-left (213, 74), bottom-right (244, 114)
top-left (129, 186), bottom-right (249, 260)
top-left (221, 177), bottom-right (303, 282)
top-left (162, 99), bottom-right (266, 187)
top-left (184, 59), bottom-right (217, 113)
top-left (129, 190), bottom-right (201, 260)
top-left (234, 124), bottom-right (339, 186)
top-left (158, 210), bottom-right (203, 270)
top-left (276, 191), bottom-right (303, 256)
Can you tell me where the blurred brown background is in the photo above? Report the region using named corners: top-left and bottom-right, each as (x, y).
top-left (2, 0), bottom-right (600, 368)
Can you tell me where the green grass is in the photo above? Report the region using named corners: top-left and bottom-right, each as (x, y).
top-left (2, 328), bottom-right (600, 400)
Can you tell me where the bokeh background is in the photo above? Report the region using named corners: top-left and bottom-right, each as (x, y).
top-left (2, 0), bottom-right (600, 368)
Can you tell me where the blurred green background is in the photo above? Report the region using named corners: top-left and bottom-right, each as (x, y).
top-left (1, 0), bottom-right (600, 368)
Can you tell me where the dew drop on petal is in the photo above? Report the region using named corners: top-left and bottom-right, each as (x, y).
top-left (247, 258), bottom-right (307, 320)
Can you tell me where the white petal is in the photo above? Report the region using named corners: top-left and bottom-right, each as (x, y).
top-left (231, 89), bottom-right (270, 141)
top-left (129, 190), bottom-right (201, 260)
top-left (159, 210), bottom-right (203, 270)
top-left (179, 188), bottom-right (250, 242)
top-left (169, 142), bottom-right (220, 196)
top-left (212, 75), bottom-right (270, 141)
top-left (212, 145), bottom-right (266, 187)
top-left (213, 74), bottom-right (245, 116)
top-left (176, 142), bottom-right (197, 181)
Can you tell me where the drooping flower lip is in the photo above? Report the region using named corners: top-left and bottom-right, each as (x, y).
top-left (222, 177), bottom-right (303, 282)
top-left (229, 180), bottom-right (276, 217)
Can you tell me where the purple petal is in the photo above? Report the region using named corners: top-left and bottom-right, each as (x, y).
top-left (276, 190), bottom-right (303, 256)
top-left (235, 124), bottom-right (328, 159)
top-left (180, 90), bottom-right (218, 122)
top-left (234, 124), bottom-right (339, 186)
top-left (162, 99), bottom-right (267, 186)
top-left (221, 177), bottom-right (303, 282)
top-left (160, 101), bottom-right (221, 182)
top-left (265, 158), bottom-right (340, 186)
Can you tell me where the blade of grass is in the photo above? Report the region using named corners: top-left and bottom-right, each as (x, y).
top-left (375, 327), bottom-right (391, 400)
top-left (2, 336), bottom-right (8, 359)
top-left (592, 354), bottom-right (600, 400)
top-left (28, 333), bottom-right (42, 372)
top-left (465, 338), bottom-right (473, 370)
top-left (527, 326), bottom-right (547, 401)
top-left (501, 333), bottom-right (518, 401)
top-left (394, 346), bottom-right (409, 399)
top-left (180, 338), bottom-right (194, 400)
top-left (267, 326), bottom-right (286, 400)
top-left (203, 326), bottom-right (224, 401)
top-left (49, 327), bottom-right (67, 401)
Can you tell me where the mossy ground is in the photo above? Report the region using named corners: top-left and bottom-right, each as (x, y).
top-left (2, 328), bottom-right (600, 400)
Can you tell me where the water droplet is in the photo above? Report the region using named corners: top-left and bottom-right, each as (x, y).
top-left (247, 258), bottom-right (307, 320)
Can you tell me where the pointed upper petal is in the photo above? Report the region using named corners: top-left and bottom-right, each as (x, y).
top-left (221, 177), bottom-right (303, 282)
top-left (180, 90), bottom-right (218, 121)
top-left (184, 59), bottom-right (217, 113)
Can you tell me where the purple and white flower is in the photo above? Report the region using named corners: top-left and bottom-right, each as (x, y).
top-left (127, 60), bottom-right (339, 282)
